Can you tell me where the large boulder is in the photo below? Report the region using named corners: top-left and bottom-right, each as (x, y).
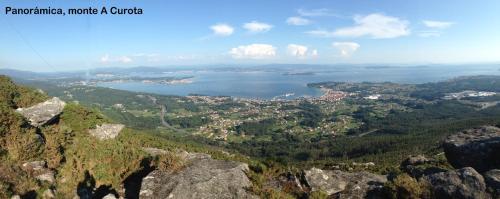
top-left (88, 124), bottom-right (125, 140)
top-left (139, 151), bottom-right (257, 199)
top-left (304, 168), bottom-right (386, 198)
top-left (424, 167), bottom-right (490, 199)
top-left (15, 97), bottom-right (66, 127)
top-left (443, 126), bottom-right (500, 172)
top-left (484, 169), bottom-right (500, 197)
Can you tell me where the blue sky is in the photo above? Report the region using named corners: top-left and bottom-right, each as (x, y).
top-left (1, 0), bottom-right (500, 72)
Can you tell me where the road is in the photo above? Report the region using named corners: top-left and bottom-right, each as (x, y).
top-left (147, 95), bottom-right (186, 133)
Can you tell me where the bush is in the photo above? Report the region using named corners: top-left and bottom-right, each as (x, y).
top-left (57, 134), bottom-right (146, 197)
top-left (309, 191), bottom-right (328, 199)
top-left (384, 173), bottom-right (431, 199)
top-left (155, 152), bottom-right (185, 173)
top-left (4, 130), bottom-right (44, 161)
top-left (42, 124), bottom-right (74, 168)
top-left (0, 75), bottom-right (47, 108)
top-left (60, 103), bottom-right (107, 132)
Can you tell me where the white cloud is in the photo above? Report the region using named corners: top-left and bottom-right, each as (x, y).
top-left (100, 54), bottom-right (133, 63)
top-left (333, 42), bottom-right (360, 57)
top-left (311, 49), bottom-right (318, 57)
top-left (287, 44), bottom-right (308, 57)
top-left (286, 17), bottom-right (311, 26)
top-left (305, 30), bottom-right (336, 37)
top-left (287, 44), bottom-right (317, 58)
top-left (229, 44), bottom-right (276, 59)
top-left (210, 23), bottom-right (234, 36)
top-left (422, 20), bottom-right (454, 29)
top-left (243, 21), bottom-right (273, 33)
top-left (418, 30), bottom-right (442, 38)
top-left (100, 54), bottom-right (110, 63)
top-left (298, 8), bottom-right (335, 17)
top-left (332, 13), bottom-right (410, 39)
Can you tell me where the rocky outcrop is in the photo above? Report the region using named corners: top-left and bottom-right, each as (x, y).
top-left (102, 193), bottom-right (118, 199)
top-left (424, 167), bottom-right (490, 199)
top-left (22, 160), bottom-right (46, 171)
top-left (42, 189), bottom-right (56, 198)
top-left (264, 171), bottom-right (305, 193)
top-left (139, 150), bottom-right (257, 199)
top-left (484, 169), bottom-right (500, 197)
top-left (304, 168), bottom-right (386, 198)
top-left (15, 97), bottom-right (66, 127)
top-left (142, 147), bottom-right (169, 156)
top-left (88, 124), bottom-right (125, 140)
top-left (400, 155), bottom-right (447, 178)
top-left (22, 160), bottom-right (56, 185)
top-left (443, 126), bottom-right (500, 172)
top-left (401, 155), bottom-right (430, 166)
top-left (35, 171), bottom-right (56, 184)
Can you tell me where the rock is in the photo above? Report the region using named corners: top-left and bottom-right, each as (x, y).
top-left (304, 167), bottom-right (387, 198)
top-left (22, 160), bottom-right (46, 171)
top-left (16, 97), bottom-right (66, 127)
top-left (22, 161), bottom-right (56, 184)
top-left (36, 171), bottom-right (56, 184)
top-left (400, 155), bottom-right (446, 178)
top-left (139, 152), bottom-right (257, 199)
top-left (42, 189), bottom-right (56, 198)
top-left (141, 147), bottom-right (211, 161)
top-left (88, 123), bottom-right (125, 140)
top-left (102, 193), bottom-right (117, 199)
top-left (264, 172), bottom-right (305, 193)
top-left (142, 147), bottom-right (169, 156)
top-left (444, 126), bottom-right (500, 172)
top-left (424, 167), bottom-right (490, 199)
top-left (402, 155), bottom-right (430, 166)
top-left (484, 169), bottom-right (500, 197)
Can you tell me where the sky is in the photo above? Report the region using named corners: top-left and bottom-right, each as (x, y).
top-left (1, 0), bottom-right (500, 72)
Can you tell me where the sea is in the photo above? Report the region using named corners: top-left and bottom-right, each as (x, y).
top-left (96, 64), bottom-right (500, 100)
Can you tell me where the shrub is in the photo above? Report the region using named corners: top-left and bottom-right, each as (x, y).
top-left (155, 152), bottom-right (185, 173)
top-left (60, 103), bottom-right (107, 132)
top-left (57, 134), bottom-right (146, 196)
top-left (384, 173), bottom-right (431, 199)
top-left (309, 190), bottom-right (328, 199)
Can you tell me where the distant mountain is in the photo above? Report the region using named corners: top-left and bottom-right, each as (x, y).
top-left (0, 68), bottom-right (84, 79)
top-left (0, 68), bottom-right (43, 79)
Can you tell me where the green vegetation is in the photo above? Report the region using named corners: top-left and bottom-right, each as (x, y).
top-left (384, 173), bottom-right (431, 199)
top-left (6, 74), bottom-right (500, 198)
top-left (17, 75), bottom-right (500, 171)
top-left (0, 76), bottom-right (250, 198)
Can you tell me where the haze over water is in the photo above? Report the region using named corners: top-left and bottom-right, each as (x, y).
top-left (96, 64), bottom-right (500, 99)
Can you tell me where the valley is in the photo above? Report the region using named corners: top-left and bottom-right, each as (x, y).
top-left (16, 74), bottom-right (500, 167)
top-left (3, 73), bottom-right (500, 198)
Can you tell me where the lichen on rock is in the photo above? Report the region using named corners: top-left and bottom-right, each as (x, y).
top-left (88, 123), bottom-right (125, 140)
top-left (15, 97), bottom-right (66, 127)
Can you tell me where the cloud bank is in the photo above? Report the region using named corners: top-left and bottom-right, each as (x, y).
top-left (229, 44), bottom-right (276, 59)
top-left (287, 44), bottom-right (317, 58)
top-left (307, 13), bottom-right (410, 39)
top-left (333, 42), bottom-right (360, 57)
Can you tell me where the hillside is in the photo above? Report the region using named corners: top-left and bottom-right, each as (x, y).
top-left (0, 75), bottom-right (258, 198)
top-left (2, 75), bottom-right (500, 199)
top-left (16, 75), bottom-right (500, 169)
